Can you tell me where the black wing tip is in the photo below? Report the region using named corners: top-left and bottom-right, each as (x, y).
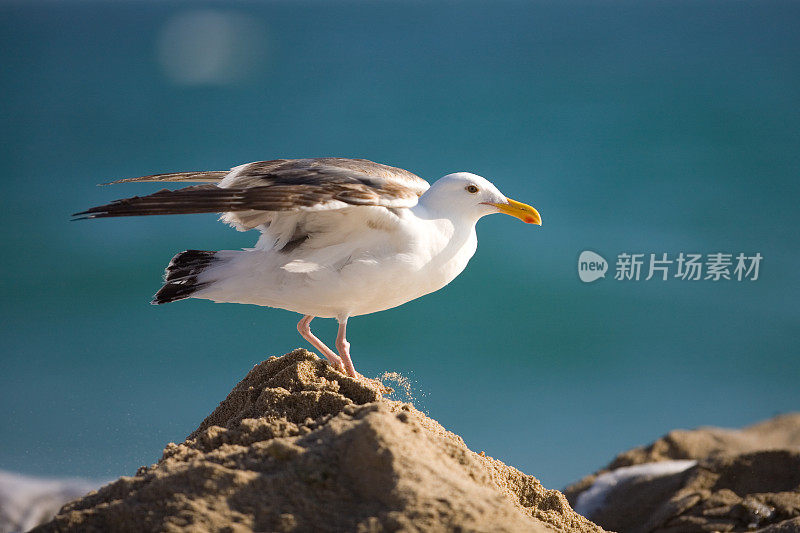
top-left (71, 208), bottom-right (107, 220)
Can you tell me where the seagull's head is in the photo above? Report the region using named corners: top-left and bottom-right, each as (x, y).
top-left (425, 172), bottom-right (541, 225)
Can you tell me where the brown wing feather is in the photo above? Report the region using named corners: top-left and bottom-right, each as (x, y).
top-left (103, 171), bottom-right (229, 185)
top-left (73, 180), bottom-right (413, 219)
top-left (221, 158), bottom-right (429, 195)
top-left (75, 158), bottom-right (429, 221)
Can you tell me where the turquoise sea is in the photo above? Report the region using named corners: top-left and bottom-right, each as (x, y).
top-left (1, 1), bottom-right (798, 490)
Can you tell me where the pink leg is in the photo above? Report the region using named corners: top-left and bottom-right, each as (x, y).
top-left (336, 318), bottom-right (358, 378)
top-left (297, 315), bottom-right (344, 372)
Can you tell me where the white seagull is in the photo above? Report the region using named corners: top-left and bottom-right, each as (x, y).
top-left (75, 158), bottom-right (541, 377)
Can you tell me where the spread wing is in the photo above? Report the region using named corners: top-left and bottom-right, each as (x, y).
top-left (74, 158), bottom-right (431, 252)
top-left (75, 158), bottom-right (428, 221)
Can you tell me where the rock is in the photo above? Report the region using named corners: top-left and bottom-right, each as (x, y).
top-left (565, 414), bottom-right (800, 532)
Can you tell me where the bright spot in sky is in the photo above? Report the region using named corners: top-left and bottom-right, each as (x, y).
top-left (156, 10), bottom-right (268, 86)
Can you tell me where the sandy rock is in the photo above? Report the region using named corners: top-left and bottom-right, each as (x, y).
top-left (565, 415), bottom-right (800, 532)
top-left (34, 349), bottom-right (603, 533)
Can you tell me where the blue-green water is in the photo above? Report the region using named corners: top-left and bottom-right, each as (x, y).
top-left (1, 1), bottom-right (798, 490)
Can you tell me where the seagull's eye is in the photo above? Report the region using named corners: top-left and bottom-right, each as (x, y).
top-left (466, 185), bottom-right (479, 194)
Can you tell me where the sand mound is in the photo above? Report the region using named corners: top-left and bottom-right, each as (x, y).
top-left (565, 415), bottom-right (800, 532)
top-left (34, 349), bottom-right (603, 533)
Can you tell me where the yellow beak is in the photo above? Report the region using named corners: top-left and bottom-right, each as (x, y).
top-left (490, 198), bottom-right (542, 225)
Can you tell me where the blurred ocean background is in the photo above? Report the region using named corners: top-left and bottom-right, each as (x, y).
top-left (1, 1), bottom-right (798, 490)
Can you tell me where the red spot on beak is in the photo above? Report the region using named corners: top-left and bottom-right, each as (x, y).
top-left (524, 216), bottom-right (536, 224)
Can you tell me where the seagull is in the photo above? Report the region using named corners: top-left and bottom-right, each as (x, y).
top-left (74, 158), bottom-right (541, 377)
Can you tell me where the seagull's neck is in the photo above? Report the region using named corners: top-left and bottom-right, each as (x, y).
top-left (410, 195), bottom-right (479, 274)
